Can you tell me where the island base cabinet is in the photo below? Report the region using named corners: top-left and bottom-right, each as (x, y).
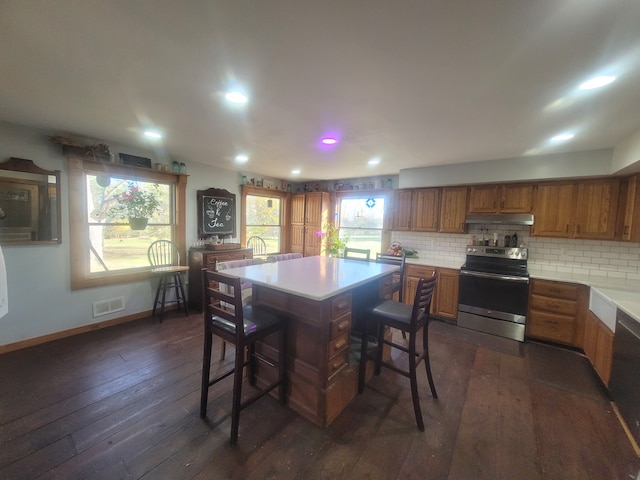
top-left (251, 275), bottom-right (392, 427)
top-left (584, 310), bottom-right (614, 385)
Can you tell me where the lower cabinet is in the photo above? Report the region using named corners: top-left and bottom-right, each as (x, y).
top-left (403, 264), bottom-right (459, 321)
top-left (583, 310), bottom-right (614, 385)
top-left (526, 279), bottom-right (588, 347)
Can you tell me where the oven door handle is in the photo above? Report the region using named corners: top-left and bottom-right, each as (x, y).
top-left (460, 269), bottom-right (530, 283)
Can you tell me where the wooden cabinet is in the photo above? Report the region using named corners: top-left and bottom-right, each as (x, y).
top-left (617, 174), bottom-right (640, 242)
top-left (439, 187), bottom-right (467, 233)
top-left (434, 268), bottom-right (460, 320)
top-left (390, 189), bottom-right (412, 231)
top-left (532, 181), bottom-right (576, 238)
top-left (468, 183), bottom-right (533, 214)
top-left (188, 247), bottom-right (253, 312)
top-left (574, 178), bottom-right (620, 240)
top-left (290, 192), bottom-right (330, 256)
top-left (411, 188), bottom-right (440, 231)
top-left (584, 310), bottom-right (614, 385)
top-left (532, 179), bottom-right (619, 240)
top-left (403, 264), bottom-right (459, 321)
top-left (526, 279), bottom-right (587, 347)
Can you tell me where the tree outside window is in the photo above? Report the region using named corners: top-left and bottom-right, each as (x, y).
top-left (245, 194), bottom-right (281, 254)
top-left (338, 196), bottom-right (385, 257)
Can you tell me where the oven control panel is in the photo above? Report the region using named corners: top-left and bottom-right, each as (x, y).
top-left (466, 245), bottom-right (528, 260)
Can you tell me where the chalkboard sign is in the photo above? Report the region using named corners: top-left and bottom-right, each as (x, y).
top-left (197, 188), bottom-right (236, 238)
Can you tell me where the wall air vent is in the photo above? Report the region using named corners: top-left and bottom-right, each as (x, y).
top-left (92, 297), bottom-right (125, 318)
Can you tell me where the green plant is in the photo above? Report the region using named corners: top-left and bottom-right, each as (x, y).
top-left (108, 182), bottom-right (161, 219)
top-left (316, 223), bottom-right (350, 256)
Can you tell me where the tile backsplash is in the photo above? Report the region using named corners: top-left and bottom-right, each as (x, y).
top-left (392, 225), bottom-right (640, 281)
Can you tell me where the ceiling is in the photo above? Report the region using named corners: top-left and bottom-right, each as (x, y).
top-left (1, 1), bottom-right (639, 181)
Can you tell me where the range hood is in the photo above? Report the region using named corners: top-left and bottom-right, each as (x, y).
top-left (465, 214), bottom-right (534, 226)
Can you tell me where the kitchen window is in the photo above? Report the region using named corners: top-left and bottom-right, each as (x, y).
top-left (67, 157), bottom-right (187, 289)
top-left (337, 194), bottom-right (386, 257)
top-left (242, 187), bottom-right (286, 254)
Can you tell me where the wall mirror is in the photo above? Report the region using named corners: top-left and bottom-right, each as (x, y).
top-left (0, 157), bottom-right (62, 245)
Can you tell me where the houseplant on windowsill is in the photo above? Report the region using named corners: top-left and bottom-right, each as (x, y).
top-left (317, 223), bottom-right (350, 257)
top-left (108, 182), bottom-right (160, 230)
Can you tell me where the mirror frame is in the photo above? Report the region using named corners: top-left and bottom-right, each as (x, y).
top-left (0, 157), bottom-right (62, 245)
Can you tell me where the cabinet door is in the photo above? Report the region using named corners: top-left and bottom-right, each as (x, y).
top-left (290, 225), bottom-right (305, 254)
top-left (304, 192), bottom-right (324, 225)
top-left (434, 268), bottom-right (459, 320)
top-left (411, 188), bottom-right (440, 231)
top-left (392, 189), bottom-right (412, 231)
top-left (574, 178), bottom-right (619, 240)
top-left (304, 225), bottom-right (322, 256)
top-left (439, 187), bottom-right (467, 233)
top-left (501, 184), bottom-right (533, 213)
top-left (619, 175), bottom-right (640, 242)
top-left (532, 182), bottom-right (576, 238)
top-left (595, 322), bottom-right (613, 385)
top-left (468, 185), bottom-right (498, 213)
top-left (291, 194), bottom-right (306, 225)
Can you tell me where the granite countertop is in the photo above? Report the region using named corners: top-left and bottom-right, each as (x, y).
top-left (405, 257), bottom-right (464, 270)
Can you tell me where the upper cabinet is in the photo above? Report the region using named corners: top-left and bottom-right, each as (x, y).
top-left (411, 188), bottom-right (440, 232)
top-left (390, 189), bottom-right (412, 231)
top-left (532, 178), bottom-right (619, 240)
top-left (439, 187), bottom-right (468, 233)
top-left (617, 174), bottom-right (640, 242)
top-left (468, 183), bottom-right (533, 214)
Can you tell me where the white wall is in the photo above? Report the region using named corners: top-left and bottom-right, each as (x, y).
top-left (399, 149), bottom-right (614, 188)
top-left (612, 127), bottom-right (640, 174)
top-left (0, 121), bottom-right (248, 347)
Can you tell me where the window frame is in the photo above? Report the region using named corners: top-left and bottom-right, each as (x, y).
top-left (334, 190), bottom-right (391, 256)
top-left (67, 155), bottom-right (187, 290)
top-left (241, 185), bottom-right (288, 253)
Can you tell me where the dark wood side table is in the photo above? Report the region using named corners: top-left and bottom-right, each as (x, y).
top-left (188, 247), bottom-right (253, 312)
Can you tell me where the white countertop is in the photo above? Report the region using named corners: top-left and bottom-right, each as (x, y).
top-left (405, 257), bottom-right (464, 270)
top-left (223, 255), bottom-right (399, 302)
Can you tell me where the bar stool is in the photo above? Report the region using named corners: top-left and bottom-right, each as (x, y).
top-left (376, 252), bottom-right (407, 339)
top-left (200, 270), bottom-right (287, 445)
top-left (147, 240), bottom-right (189, 322)
top-left (358, 275), bottom-right (438, 431)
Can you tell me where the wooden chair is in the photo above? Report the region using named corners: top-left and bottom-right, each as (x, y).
top-left (200, 270), bottom-right (287, 445)
top-left (358, 275), bottom-right (438, 431)
top-left (376, 252), bottom-right (408, 339)
top-left (344, 247), bottom-right (371, 261)
top-left (246, 236), bottom-right (267, 257)
top-left (147, 240), bottom-right (189, 322)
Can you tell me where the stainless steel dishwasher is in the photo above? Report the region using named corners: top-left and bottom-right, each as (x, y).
top-left (609, 308), bottom-right (640, 445)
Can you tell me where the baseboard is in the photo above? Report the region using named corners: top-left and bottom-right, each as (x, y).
top-left (0, 309), bottom-right (161, 355)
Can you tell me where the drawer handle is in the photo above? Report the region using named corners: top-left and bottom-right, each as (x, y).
top-left (545, 320), bottom-right (559, 324)
top-left (337, 320), bottom-right (350, 332)
top-left (333, 339), bottom-right (347, 350)
top-left (332, 359), bottom-right (344, 370)
top-left (335, 301), bottom-right (349, 310)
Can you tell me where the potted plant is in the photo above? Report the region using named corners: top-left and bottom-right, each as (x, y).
top-left (316, 223), bottom-right (350, 257)
top-left (108, 181), bottom-right (161, 230)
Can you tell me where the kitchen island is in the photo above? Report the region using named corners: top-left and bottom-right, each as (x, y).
top-left (224, 256), bottom-right (398, 426)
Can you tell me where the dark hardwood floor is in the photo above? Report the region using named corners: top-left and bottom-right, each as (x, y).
top-left (1, 312), bottom-right (638, 480)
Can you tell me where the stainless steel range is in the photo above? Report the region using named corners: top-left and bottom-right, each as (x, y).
top-left (457, 245), bottom-right (529, 342)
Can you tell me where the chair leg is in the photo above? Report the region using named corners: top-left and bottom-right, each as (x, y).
top-left (200, 328), bottom-right (213, 418)
top-left (374, 321), bottom-right (384, 376)
top-left (230, 344), bottom-right (245, 446)
top-left (152, 276), bottom-right (162, 317)
top-left (159, 275), bottom-right (168, 322)
top-left (408, 331), bottom-right (425, 431)
top-left (358, 320), bottom-right (370, 394)
top-left (423, 321), bottom-right (438, 399)
top-left (279, 326), bottom-right (287, 403)
top-left (248, 343), bottom-right (257, 386)
top-left (220, 340), bottom-right (227, 361)
top-left (174, 273), bottom-right (189, 316)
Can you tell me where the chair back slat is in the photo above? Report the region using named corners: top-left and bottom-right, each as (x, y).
top-left (204, 270), bottom-right (245, 340)
top-left (411, 276), bottom-right (437, 326)
top-left (247, 236), bottom-right (267, 256)
top-left (148, 239), bottom-right (180, 267)
top-left (344, 247), bottom-right (371, 261)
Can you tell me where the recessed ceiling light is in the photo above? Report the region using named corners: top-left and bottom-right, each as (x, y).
top-left (225, 91), bottom-right (248, 104)
top-left (368, 158), bottom-right (380, 165)
top-left (235, 154), bottom-right (249, 163)
top-left (579, 76), bottom-right (617, 90)
top-left (550, 133), bottom-right (575, 142)
top-left (144, 130), bottom-right (162, 139)
top-left (321, 137), bottom-right (337, 145)
top-left (291, 169), bottom-right (301, 175)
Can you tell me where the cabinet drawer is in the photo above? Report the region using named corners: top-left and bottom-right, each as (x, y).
top-left (331, 293), bottom-right (352, 319)
top-left (405, 264), bottom-right (436, 279)
top-left (327, 349), bottom-right (348, 380)
top-left (330, 313), bottom-right (351, 339)
top-left (528, 310), bottom-right (575, 343)
top-left (530, 294), bottom-right (577, 316)
top-left (531, 280), bottom-right (580, 300)
top-left (328, 331), bottom-right (349, 358)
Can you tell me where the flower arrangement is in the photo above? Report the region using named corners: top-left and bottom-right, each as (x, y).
top-left (108, 182), bottom-right (161, 220)
top-left (316, 223), bottom-right (350, 256)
